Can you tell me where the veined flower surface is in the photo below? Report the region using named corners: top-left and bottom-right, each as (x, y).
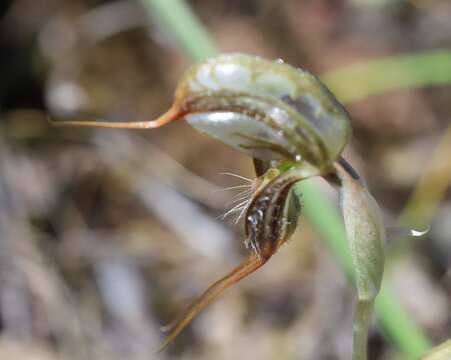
top-left (52, 53), bottom-right (352, 172)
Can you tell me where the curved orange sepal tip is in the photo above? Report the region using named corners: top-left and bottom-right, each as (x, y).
top-left (157, 253), bottom-right (270, 353)
top-left (48, 103), bottom-right (184, 129)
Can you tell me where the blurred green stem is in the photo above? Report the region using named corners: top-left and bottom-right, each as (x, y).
top-left (140, 0), bottom-right (439, 358)
top-left (139, 0), bottom-right (216, 62)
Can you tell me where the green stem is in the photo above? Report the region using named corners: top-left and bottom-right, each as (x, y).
top-left (353, 300), bottom-right (374, 360)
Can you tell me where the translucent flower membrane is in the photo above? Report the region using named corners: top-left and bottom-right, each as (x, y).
top-left (52, 53), bottom-right (352, 171)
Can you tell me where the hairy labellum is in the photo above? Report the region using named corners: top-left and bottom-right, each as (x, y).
top-left (245, 169), bottom-right (304, 256)
top-left (157, 166), bottom-right (317, 351)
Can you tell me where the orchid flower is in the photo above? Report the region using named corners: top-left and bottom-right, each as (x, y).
top-left (52, 54), bottom-right (425, 359)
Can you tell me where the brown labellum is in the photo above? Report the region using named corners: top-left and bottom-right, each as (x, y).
top-left (158, 166), bottom-right (317, 351)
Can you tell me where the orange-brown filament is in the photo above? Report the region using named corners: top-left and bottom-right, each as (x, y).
top-left (49, 104), bottom-right (183, 129)
top-left (157, 249), bottom-right (275, 352)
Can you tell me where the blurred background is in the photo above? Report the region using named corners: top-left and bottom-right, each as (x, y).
top-left (0, 0), bottom-right (451, 359)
